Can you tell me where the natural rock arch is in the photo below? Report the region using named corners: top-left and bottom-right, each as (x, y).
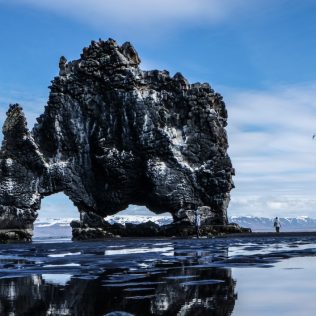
top-left (0, 39), bottom-right (235, 240)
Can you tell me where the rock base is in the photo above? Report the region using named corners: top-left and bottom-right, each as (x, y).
top-left (71, 220), bottom-right (251, 240)
top-left (0, 229), bottom-right (32, 243)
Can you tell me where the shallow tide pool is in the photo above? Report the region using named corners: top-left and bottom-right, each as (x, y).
top-left (0, 236), bottom-right (316, 315)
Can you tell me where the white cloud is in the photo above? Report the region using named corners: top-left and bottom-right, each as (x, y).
top-left (230, 194), bottom-right (316, 218)
top-left (225, 83), bottom-right (316, 217)
top-left (6, 0), bottom-right (259, 35)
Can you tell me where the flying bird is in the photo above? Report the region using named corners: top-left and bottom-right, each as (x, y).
top-left (313, 134), bottom-right (316, 140)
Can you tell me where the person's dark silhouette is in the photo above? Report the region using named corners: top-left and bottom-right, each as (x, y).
top-left (273, 216), bottom-right (281, 233)
top-left (195, 210), bottom-right (201, 238)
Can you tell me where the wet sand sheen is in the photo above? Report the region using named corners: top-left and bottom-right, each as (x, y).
top-left (0, 236), bottom-right (316, 315)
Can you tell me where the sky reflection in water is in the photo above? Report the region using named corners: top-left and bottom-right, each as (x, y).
top-left (0, 237), bottom-right (316, 315)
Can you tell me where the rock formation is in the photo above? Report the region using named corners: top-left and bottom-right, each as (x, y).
top-left (0, 38), bottom-right (237, 241)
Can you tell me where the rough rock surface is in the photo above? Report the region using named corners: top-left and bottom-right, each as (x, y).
top-left (0, 39), bottom-right (236, 240)
top-left (70, 211), bottom-right (250, 240)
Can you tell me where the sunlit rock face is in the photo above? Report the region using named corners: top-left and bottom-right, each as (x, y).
top-left (0, 105), bottom-right (44, 241)
top-left (0, 39), bottom-right (234, 240)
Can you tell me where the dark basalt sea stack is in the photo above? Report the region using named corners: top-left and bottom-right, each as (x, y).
top-left (0, 39), bottom-right (245, 241)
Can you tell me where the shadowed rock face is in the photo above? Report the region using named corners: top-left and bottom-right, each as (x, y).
top-left (0, 39), bottom-right (234, 240)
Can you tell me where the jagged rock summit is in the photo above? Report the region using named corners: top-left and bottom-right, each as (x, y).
top-left (0, 39), bottom-right (237, 241)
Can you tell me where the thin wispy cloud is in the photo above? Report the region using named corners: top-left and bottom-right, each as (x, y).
top-left (230, 195), bottom-right (316, 218)
top-left (6, 0), bottom-right (260, 35)
top-left (225, 83), bottom-right (316, 217)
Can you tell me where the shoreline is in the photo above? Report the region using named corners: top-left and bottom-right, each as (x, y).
top-left (217, 231), bottom-right (316, 238)
top-left (4, 231), bottom-right (316, 244)
top-left (67, 231), bottom-right (316, 243)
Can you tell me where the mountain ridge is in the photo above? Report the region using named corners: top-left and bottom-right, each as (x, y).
top-left (34, 215), bottom-right (316, 233)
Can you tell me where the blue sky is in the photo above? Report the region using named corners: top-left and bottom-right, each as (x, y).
top-left (1, 0), bottom-right (316, 219)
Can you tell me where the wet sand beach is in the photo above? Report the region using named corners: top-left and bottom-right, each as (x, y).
top-left (0, 235), bottom-right (316, 315)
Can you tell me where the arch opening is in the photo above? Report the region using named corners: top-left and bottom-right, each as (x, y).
top-left (104, 204), bottom-right (173, 226)
top-left (33, 192), bottom-right (79, 240)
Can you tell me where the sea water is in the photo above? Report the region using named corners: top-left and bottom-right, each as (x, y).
top-left (0, 236), bottom-right (316, 315)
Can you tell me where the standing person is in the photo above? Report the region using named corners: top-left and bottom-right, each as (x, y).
top-left (195, 209), bottom-right (201, 238)
top-left (273, 217), bottom-right (281, 233)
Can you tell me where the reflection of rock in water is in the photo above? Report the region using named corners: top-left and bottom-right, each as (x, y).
top-left (147, 245), bottom-right (236, 316)
top-left (0, 266), bottom-right (236, 316)
top-left (0, 275), bottom-right (70, 315)
top-left (150, 268), bottom-right (236, 316)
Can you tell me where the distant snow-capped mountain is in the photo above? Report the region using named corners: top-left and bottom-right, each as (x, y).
top-left (35, 218), bottom-right (75, 227)
top-left (33, 218), bottom-right (74, 238)
top-left (104, 214), bottom-right (173, 226)
top-left (229, 216), bottom-right (316, 232)
top-left (33, 215), bottom-right (173, 238)
top-left (33, 215), bottom-right (316, 238)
